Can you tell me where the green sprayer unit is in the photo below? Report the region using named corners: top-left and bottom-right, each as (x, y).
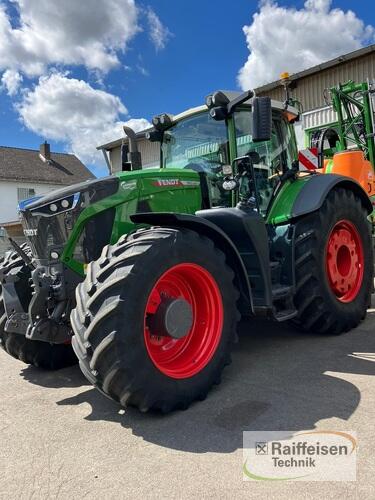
top-left (0, 85), bottom-right (374, 412)
top-left (310, 80), bottom-right (375, 203)
top-left (326, 81), bottom-right (374, 164)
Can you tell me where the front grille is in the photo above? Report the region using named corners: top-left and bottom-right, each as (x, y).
top-left (19, 177), bottom-right (119, 263)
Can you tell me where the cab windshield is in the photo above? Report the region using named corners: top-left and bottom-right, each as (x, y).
top-left (161, 108), bottom-right (296, 213)
top-left (161, 111), bottom-right (230, 207)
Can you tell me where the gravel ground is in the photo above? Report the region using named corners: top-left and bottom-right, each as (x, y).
top-left (1, 306), bottom-right (375, 499)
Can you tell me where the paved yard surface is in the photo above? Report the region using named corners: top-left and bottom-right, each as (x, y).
top-left (1, 305), bottom-right (375, 499)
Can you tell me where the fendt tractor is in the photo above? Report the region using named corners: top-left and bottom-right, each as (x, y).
top-left (0, 83), bottom-right (374, 413)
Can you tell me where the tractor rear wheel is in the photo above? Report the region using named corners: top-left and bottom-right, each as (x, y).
top-left (293, 187), bottom-right (372, 334)
top-left (70, 227), bottom-right (240, 413)
top-left (0, 249), bottom-right (77, 369)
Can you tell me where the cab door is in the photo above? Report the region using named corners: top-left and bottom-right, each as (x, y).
top-left (231, 109), bottom-right (297, 216)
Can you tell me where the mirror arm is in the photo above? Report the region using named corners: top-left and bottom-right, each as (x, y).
top-left (227, 90), bottom-right (254, 115)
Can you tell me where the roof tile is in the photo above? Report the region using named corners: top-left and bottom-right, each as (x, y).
top-left (0, 146), bottom-right (95, 184)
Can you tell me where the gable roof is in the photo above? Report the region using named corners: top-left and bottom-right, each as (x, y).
top-left (0, 146), bottom-right (95, 185)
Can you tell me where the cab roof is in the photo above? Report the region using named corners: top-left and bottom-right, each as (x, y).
top-left (173, 92), bottom-right (299, 122)
top-left (98, 93), bottom-right (299, 151)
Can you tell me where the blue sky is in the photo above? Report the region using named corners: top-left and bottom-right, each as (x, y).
top-left (0, 0), bottom-right (374, 176)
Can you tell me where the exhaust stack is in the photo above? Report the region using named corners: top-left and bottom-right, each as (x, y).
top-left (122, 126), bottom-right (142, 171)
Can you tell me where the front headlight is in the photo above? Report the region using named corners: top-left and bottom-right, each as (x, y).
top-left (29, 192), bottom-right (81, 218)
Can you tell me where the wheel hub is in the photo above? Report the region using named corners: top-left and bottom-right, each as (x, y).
top-left (326, 220), bottom-right (364, 303)
top-left (144, 263), bottom-right (224, 379)
top-left (148, 298), bottom-right (193, 339)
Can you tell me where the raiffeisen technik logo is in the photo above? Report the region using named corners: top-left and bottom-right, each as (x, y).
top-left (243, 430), bottom-right (357, 481)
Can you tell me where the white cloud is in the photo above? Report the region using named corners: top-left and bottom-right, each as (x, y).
top-left (1, 69), bottom-right (22, 95)
top-left (17, 73), bottom-right (150, 166)
top-left (0, 2), bottom-right (169, 169)
top-left (238, 0), bottom-right (375, 90)
top-left (0, 0), bottom-right (139, 76)
top-left (146, 7), bottom-right (172, 51)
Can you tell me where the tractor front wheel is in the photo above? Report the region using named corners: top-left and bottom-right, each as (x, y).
top-left (70, 228), bottom-right (240, 412)
top-left (293, 187), bottom-right (373, 334)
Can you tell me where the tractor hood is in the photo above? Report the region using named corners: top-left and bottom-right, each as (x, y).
top-left (18, 176), bottom-right (119, 261)
top-left (19, 176), bottom-right (119, 212)
top-left (17, 168), bottom-right (204, 266)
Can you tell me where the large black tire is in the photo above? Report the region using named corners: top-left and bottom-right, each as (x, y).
top-left (293, 187), bottom-right (373, 334)
top-left (0, 248), bottom-right (77, 370)
top-left (71, 228), bottom-right (240, 413)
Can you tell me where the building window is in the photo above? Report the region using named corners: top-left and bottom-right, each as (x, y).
top-left (17, 187), bottom-right (36, 202)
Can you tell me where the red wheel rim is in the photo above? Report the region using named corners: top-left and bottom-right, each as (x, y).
top-left (144, 263), bottom-right (224, 379)
top-left (325, 220), bottom-right (364, 303)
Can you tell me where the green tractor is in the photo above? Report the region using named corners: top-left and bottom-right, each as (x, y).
top-left (0, 89), bottom-right (372, 412)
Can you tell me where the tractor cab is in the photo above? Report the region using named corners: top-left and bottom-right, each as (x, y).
top-left (152, 92), bottom-right (299, 216)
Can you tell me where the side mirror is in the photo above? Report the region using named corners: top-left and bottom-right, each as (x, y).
top-left (248, 151), bottom-right (261, 165)
top-left (232, 153), bottom-right (260, 176)
top-left (252, 96), bottom-right (272, 142)
top-left (222, 153), bottom-right (260, 192)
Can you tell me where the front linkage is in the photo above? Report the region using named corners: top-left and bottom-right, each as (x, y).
top-left (0, 245), bottom-right (77, 369)
top-left (1, 247), bottom-right (79, 344)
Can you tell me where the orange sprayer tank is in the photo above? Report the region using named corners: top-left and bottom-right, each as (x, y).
top-left (325, 150), bottom-right (375, 197)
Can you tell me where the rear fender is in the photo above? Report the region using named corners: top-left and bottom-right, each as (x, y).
top-left (291, 174), bottom-right (372, 219)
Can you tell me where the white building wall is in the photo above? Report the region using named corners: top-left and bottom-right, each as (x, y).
top-left (302, 106), bottom-right (337, 130)
top-left (293, 121), bottom-right (306, 150)
top-left (0, 181), bottom-right (64, 223)
top-left (109, 139), bottom-right (160, 173)
top-left (137, 139), bottom-right (160, 168)
top-left (109, 147), bottom-right (122, 173)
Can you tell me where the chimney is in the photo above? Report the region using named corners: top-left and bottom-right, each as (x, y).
top-left (40, 141), bottom-right (51, 161)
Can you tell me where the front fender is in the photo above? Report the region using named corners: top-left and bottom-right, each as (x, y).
top-left (131, 211), bottom-right (254, 314)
